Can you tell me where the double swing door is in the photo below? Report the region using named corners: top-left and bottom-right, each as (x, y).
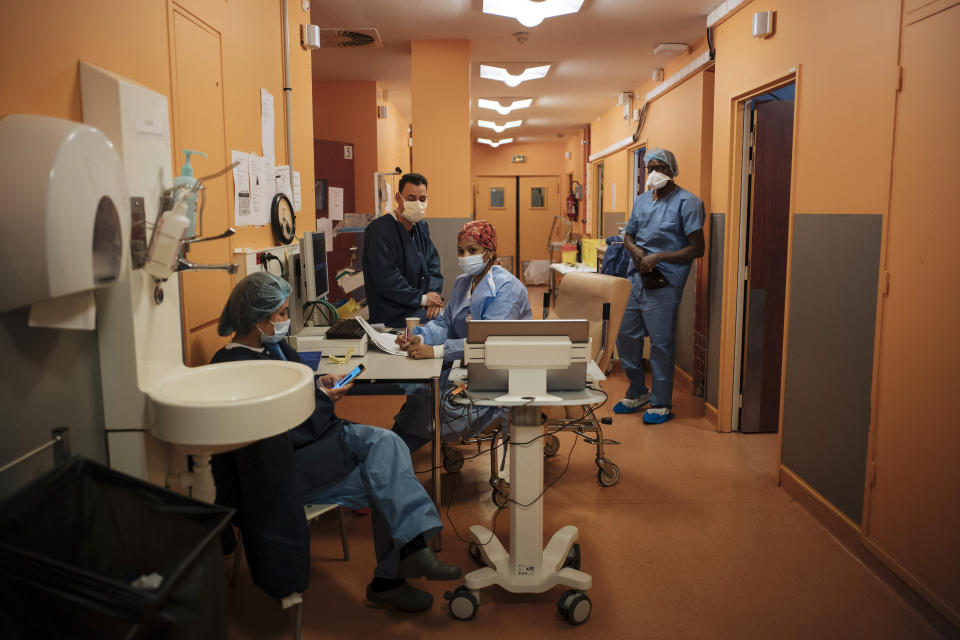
top-left (475, 176), bottom-right (560, 275)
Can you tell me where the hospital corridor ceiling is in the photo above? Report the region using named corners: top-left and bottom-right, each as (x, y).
top-left (309, 0), bottom-right (717, 141)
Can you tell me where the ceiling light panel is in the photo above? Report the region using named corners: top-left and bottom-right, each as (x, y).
top-left (482, 0), bottom-right (585, 28)
top-left (477, 120), bottom-right (523, 133)
top-left (477, 98), bottom-right (533, 115)
top-left (477, 138), bottom-right (514, 148)
top-left (480, 64), bottom-right (551, 87)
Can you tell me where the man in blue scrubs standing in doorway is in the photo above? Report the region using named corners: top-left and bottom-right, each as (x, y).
top-left (614, 148), bottom-right (705, 424)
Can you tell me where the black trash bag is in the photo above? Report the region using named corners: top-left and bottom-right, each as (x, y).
top-left (0, 456), bottom-right (234, 639)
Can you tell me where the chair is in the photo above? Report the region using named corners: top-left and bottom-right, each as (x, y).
top-left (231, 503), bottom-right (349, 640)
top-left (544, 271), bottom-right (632, 487)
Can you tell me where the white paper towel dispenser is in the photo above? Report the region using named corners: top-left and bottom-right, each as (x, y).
top-left (0, 114), bottom-right (129, 312)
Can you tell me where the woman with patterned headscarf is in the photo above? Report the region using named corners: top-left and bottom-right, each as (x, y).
top-left (392, 219), bottom-right (532, 453)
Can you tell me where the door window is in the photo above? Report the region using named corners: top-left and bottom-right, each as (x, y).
top-left (530, 187), bottom-right (546, 208)
top-left (490, 187), bottom-right (505, 208)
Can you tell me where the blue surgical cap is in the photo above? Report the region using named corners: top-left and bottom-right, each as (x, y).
top-left (645, 148), bottom-right (678, 177)
top-left (218, 271), bottom-right (292, 336)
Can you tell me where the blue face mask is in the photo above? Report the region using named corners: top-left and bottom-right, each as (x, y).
top-left (259, 319), bottom-right (290, 345)
top-left (459, 253), bottom-right (488, 276)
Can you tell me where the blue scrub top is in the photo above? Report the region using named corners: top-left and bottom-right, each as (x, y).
top-left (414, 265), bottom-right (532, 362)
top-left (624, 185), bottom-right (705, 287)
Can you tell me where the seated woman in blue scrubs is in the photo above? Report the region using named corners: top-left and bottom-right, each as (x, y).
top-left (210, 272), bottom-right (460, 613)
top-left (393, 220), bottom-right (532, 451)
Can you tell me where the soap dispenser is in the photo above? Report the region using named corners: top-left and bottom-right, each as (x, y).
top-left (173, 149), bottom-right (206, 238)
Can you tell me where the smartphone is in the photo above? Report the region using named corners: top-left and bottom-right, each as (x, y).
top-left (332, 363), bottom-right (365, 388)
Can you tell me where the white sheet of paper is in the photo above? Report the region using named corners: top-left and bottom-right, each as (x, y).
top-left (275, 164), bottom-right (293, 202)
top-left (231, 151), bottom-right (251, 225)
top-left (316, 217), bottom-right (334, 252)
top-left (262, 156), bottom-right (276, 217)
top-left (355, 316), bottom-right (408, 356)
top-left (260, 89), bottom-right (275, 162)
top-left (611, 182), bottom-right (616, 210)
top-left (328, 186), bottom-right (344, 220)
top-left (292, 171), bottom-right (301, 212)
top-left (248, 153), bottom-right (267, 225)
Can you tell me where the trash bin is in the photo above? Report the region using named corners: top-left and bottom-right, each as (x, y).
top-left (0, 456), bottom-right (234, 639)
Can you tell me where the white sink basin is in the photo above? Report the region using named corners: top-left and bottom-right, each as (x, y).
top-left (147, 360), bottom-right (316, 454)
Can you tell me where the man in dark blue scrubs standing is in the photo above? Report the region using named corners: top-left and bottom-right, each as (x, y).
top-left (363, 173), bottom-right (444, 327)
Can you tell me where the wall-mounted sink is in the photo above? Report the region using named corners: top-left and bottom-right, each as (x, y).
top-left (147, 360), bottom-right (315, 454)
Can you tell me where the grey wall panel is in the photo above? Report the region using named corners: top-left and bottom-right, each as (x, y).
top-left (781, 213), bottom-right (882, 524)
top-left (425, 217), bottom-right (472, 301)
top-left (0, 308), bottom-right (107, 499)
top-left (706, 214), bottom-right (724, 407)
top-left (676, 260), bottom-right (697, 374)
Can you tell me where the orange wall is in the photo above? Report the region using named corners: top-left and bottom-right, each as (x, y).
top-left (376, 84), bottom-right (411, 176)
top-left (0, 0), bottom-right (317, 365)
top-left (472, 140), bottom-right (567, 176)
top-left (312, 80), bottom-right (378, 212)
top-left (411, 40), bottom-right (472, 219)
top-left (588, 39), bottom-right (713, 236)
top-left (710, 0), bottom-right (901, 429)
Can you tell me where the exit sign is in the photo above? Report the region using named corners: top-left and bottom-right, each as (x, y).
top-left (511, 155), bottom-right (526, 163)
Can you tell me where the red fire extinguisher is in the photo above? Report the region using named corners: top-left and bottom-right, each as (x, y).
top-left (566, 192), bottom-right (579, 222)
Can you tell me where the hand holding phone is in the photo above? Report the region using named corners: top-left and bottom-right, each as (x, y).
top-left (332, 363), bottom-right (365, 388)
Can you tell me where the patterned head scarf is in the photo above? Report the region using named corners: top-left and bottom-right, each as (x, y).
top-left (458, 220), bottom-right (498, 254)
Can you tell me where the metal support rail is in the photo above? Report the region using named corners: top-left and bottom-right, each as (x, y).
top-left (0, 427), bottom-right (70, 475)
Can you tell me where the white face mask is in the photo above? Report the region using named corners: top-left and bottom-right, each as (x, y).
top-left (400, 200), bottom-right (427, 223)
top-left (646, 170), bottom-right (671, 191)
top-left (459, 253), bottom-right (488, 276)
top-left (259, 318), bottom-right (290, 345)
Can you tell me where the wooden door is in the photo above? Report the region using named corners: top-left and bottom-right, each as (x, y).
top-left (475, 176), bottom-right (517, 274)
top-left (169, 7), bottom-right (232, 366)
top-left (865, 5), bottom-right (960, 624)
top-left (314, 139), bottom-right (355, 217)
top-left (740, 98), bottom-right (794, 433)
top-left (518, 176), bottom-right (559, 264)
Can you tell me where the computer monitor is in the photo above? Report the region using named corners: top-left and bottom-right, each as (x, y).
top-left (300, 230), bottom-right (329, 302)
top-left (465, 319), bottom-right (591, 396)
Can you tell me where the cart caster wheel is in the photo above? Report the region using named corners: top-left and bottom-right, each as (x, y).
top-left (443, 447), bottom-right (464, 474)
top-left (597, 461), bottom-right (620, 487)
top-left (468, 542), bottom-right (485, 566)
top-left (491, 479), bottom-right (510, 508)
top-left (445, 586), bottom-right (478, 621)
top-left (557, 589), bottom-right (592, 625)
top-left (543, 434), bottom-right (560, 457)
top-left (562, 542), bottom-right (581, 570)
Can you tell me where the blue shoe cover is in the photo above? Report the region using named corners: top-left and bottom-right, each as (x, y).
top-left (613, 398), bottom-right (649, 414)
top-left (642, 409), bottom-right (674, 424)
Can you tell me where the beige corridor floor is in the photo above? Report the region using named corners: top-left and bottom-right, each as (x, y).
top-left (225, 286), bottom-right (948, 639)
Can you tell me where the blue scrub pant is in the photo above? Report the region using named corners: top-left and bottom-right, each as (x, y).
top-left (616, 274), bottom-right (684, 408)
top-left (297, 422), bottom-right (442, 578)
top-left (393, 378), bottom-right (505, 452)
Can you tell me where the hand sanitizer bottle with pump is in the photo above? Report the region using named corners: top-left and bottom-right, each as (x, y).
top-left (144, 190), bottom-right (191, 281)
top-left (173, 149), bottom-right (206, 238)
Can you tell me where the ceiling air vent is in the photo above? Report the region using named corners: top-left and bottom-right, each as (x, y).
top-left (317, 28), bottom-right (383, 48)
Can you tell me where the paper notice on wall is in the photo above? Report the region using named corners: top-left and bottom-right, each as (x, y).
top-left (260, 89), bottom-right (275, 162)
top-left (231, 151), bottom-right (251, 225)
top-left (292, 171), bottom-right (302, 212)
top-left (248, 153), bottom-right (268, 226)
top-left (275, 165), bottom-right (293, 202)
top-left (316, 217), bottom-right (334, 252)
top-left (328, 186), bottom-right (344, 220)
top-left (262, 156), bottom-right (276, 217)
top-left (611, 182), bottom-right (617, 210)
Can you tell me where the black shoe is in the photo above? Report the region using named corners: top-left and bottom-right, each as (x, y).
top-left (398, 547), bottom-right (463, 581)
top-left (366, 581), bottom-right (433, 612)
